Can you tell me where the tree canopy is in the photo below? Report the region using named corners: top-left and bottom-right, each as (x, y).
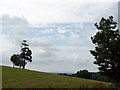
top-left (90, 16), bottom-right (120, 82)
top-left (11, 54), bottom-right (21, 66)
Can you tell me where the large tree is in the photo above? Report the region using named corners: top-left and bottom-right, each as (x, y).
top-left (20, 40), bottom-right (32, 69)
top-left (90, 16), bottom-right (120, 82)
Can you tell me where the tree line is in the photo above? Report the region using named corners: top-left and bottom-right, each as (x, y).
top-left (59, 69), bottom-right (112, 83)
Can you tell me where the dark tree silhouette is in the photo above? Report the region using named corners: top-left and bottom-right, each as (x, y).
top-left (20, 40), bottom-right (32, 69)
top-left (90, 16), bottom-right (120, 82)
top-left (75, 70), bottom-right (91, 79)
top-left (10, 40), bottom-right (32, 69)
top-left (10, 54), bottom-right (24, 68)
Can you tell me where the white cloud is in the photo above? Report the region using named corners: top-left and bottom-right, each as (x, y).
top-left (2, 14), bottom-right (28, 26)
top-left (26, 45), bottom-right (98, 73)
top-left (0, 1), bottom-right (118, 24)
top-left (1, 15), bottom-right (29, 44)
top-left (40, 29), bottom-right (56, 34)
top-left (1, 1), bottom-right (118, 73)
top-left (57, 28), bottom-right (68, 34)
top-left (1, 15), bottom-right (29, 66)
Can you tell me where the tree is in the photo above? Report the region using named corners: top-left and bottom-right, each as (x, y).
top-left (10, 54), bottom-right (27, 68)
top-left (10, 40), bottom-right (32, 69)
top-left (90, 16), bottom-right (120, 82)
top-left (11, 54), bottom-right (20, 67)
top-left (20, 40), bottom-right (32, 69)
top-left (75, 69), bottom-right (92, 79)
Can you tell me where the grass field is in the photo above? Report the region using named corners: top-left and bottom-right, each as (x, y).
top-left (2, 65), bottom-right (113, 88)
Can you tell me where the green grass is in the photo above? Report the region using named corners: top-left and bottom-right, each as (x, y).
top-left (2, 65), bottom-right (112, 88)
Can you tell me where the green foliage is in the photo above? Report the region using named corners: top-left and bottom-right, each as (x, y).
top-left (20, 40), bottom-right (32, 62)
top-left (20, 40), bottom-right (32, 63)
top-left (20, 40), bottom-right (32, 69)
top-left (10, 54), bottom-right (26, 68)
top-left (75, 70), bottom-right (92, 79)
top-left (10, 54), bottom-right (21, 66)
top-left (91, 72), bottom-right (112, 82)
top-left (90, 16), bottom-right (120, 82)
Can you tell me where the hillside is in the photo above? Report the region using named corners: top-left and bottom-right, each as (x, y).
top-left (2, 66), bottom-right (112, 88)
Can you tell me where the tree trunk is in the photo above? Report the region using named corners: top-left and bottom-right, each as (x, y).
top-left (23, 59), bottom-right (25, 69)
top-left (23, 65), bottom-right (25, 69)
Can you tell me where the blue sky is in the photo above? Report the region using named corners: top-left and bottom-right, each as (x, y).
top-left (0, 0), bottom-right (119, 73)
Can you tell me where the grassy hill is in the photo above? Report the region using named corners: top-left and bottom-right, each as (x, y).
top-left (2, 65), bottom-right (112, 88)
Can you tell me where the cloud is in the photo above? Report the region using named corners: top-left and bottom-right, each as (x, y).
top-left (57, 28), bottom-right (68, 34)
top-left (25, 32), bottom-right (98, 72)
top-left (1, 14), bottom-right (29, 44)
top-left (1, 15), bottom-right (29, 65)
top-left (0, 1), bottom-right (118, 24)
top-left (26, 45), bottom-right (98, 73)
top-left (2, 14), bottom-right (28, 26)
top-left (1, 1), bottom-right (118, 73)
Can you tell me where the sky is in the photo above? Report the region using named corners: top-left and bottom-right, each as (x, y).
top-left (0, 0), bottom-right (119, 73)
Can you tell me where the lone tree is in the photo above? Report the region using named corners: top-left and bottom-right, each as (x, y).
top-left (20, 40), bottom-right (32, 69)
top-left (90, 16), bottom-right (120, 82)
top-left (10, 40), bottom-right (32, 69)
